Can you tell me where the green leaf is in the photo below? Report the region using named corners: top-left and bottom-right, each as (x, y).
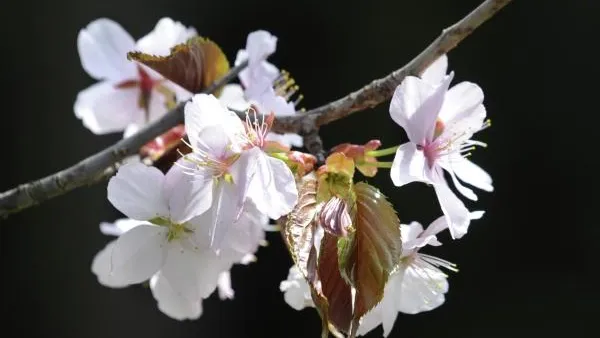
top-left (340, 182), bottom-right (402, 322)
top-left (128, 36), bottom-right (230, 94)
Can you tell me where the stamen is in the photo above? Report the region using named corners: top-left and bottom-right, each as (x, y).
top-left (177, 137), bottom-right (231, 177)
top-left (293, 94), bottom-right (304, 107)
top-left (271, 69), bottom-right (304, 110)
top-left (419, 253), bottom-right (459, 272)
top-left (242, 106), bottom-right (274, 149)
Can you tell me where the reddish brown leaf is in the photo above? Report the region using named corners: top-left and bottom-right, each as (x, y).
top-left (281, 173), bottom-right (319, 277)
top-left (339, 182), bottom-right (402, 321)
top-left (318, 233), bottom-right (353, 333)
top-left (128, 36), bottom-right (230, 94)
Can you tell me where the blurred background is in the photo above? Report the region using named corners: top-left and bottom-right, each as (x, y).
top-left (1, 0), bottom-right (597, 337)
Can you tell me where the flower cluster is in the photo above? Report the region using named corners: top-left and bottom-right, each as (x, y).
top-left (280, 55), bottom-right (493, 336)
top-left (75, 17), bottom-right (493, 337)
top-left (77, 17), bottom-right (307, 321)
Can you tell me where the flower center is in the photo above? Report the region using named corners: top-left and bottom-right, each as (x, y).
top-left (180, 142), bottom-right (239, 179)
top-left (114, 66), bottom-right (163, 122)
top-left (150, 217), bottom-right (193, 242)
top-left (243, 107), bottom-right (275, 149)
top-left (417, 118), bottom-right (491, 168)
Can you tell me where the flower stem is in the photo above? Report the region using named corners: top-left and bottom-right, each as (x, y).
top-left (366, 146), bottom-right (399, 157)
top-left (269, 152), bottom-right (288, 162)
top-left (362, 161), bottom-right (394, 168)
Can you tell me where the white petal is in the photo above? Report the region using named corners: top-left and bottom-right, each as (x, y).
top-left (400, 222), bottom-right (424, 243)
top-left (397, 261), bottom-right (448, 314)
top-left (389, 76), bottom-right (434, 135)
top-left (433, 181), bottom-right (471, 239)
top-left (77, 18), bottom-right (137, 81)
top-left (390, 143), bottom-right (431, 187)
top-left (451, 156), bottom-right (494, 192)
top-left (135, 18), bottom-right (197, 56)
top-left (150, 272), bottom-right (203, 320)
top-left (74, 82), bottom-right (142, 134)
top-left (163, 159), bottom-right (214, 223)
top-left (470, 210), bottom-right (485, 220)
top-left (438, 81), bottom-right (485, 128)
top-left (91, 240), bottom-right (130, 288)
top-left (420, 54), bottom-right (448, 86)
top-left (443, 162), bottom-right (478, 201)
top-left (195, 124), bottom-right (237, 160)
top-left (158, 245), bottom-right (223, 302)
top-left (245, 30), bottom-right (277, 65)
top-left (107, 163), bottom-right (169, 220)
top-left (207, 182), bottom-right (239, 250)
top-left (401, 222), bottom-right (441, 252)
top-left (231, 149), bottom-right (298, 220)
top-left (110, 225), bottom-right (168, 284)
top-left (279, 266), bottom-right (313, 311)
top-left (380, 282), bottom-right (399, 337)
top-left (218, 84), bottom-right (250, 112)
top-left (356, 307), bottom-right (382, 336)
top-left (357, 273), bottom-right (400, 337)
top-left (265, 132), bottom-right (303, 148)
top-left (389, 74), bottom-right (453, 144)
top-left (217, 271), bottom-right (235, 300)
top-left (218, 201), bottom-right (266, 263)
top-left (99, 218), bottom-right (147, 237)
top-left (145, 86), bottom-right (172, 124)
top-left (184, 94), bottom-right (244, 149)
top-left (419, 215), bottom-right (449, 239)
top-left (251, 86), bottom-right (296, 116)
top-left (235, 35), bottom-right (280, 91)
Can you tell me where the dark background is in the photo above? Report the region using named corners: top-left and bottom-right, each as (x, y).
top-left (1, 0), bottom-right (597, 337)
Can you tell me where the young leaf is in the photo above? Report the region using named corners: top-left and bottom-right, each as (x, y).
top-left (128, 36), bottom-right (230, 94)
top-left (330, 140), bottom-right (382, 177)
top-left (318, 233), bottom-right (353, 333)
top-left (281, 173), bottom-right (319, 276)
top-left (340, 182), bottom-right (402, 321)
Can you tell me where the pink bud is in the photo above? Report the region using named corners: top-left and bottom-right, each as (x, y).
top-left (319, 196), bottom-right (352, 237)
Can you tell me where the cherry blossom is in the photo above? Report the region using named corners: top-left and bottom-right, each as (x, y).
top-left (219, 30), bottom-right (303, 147)
top-left (74, 17), bottom-right (195, 137)
top-left (177, 94), bottom-right (297, 249)
top-left (389, 55), bottom-right (493, 238)
top-left (357, 212), bottom-right (483, 336)
top-left (91, 161), bottom-right (266, 320)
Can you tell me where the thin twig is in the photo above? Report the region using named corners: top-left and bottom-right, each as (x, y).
top-left (0, 0), bottom-right (512, 219)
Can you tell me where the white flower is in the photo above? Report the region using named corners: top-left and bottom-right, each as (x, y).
top-left (180, 93), bottom-right (298, 248)
top-left (279, 213), bottom-right (482, 337)
top-left (280, 265), bottom-right (313, 311)
top-left (91, 218), bottom-right (148, 288)
top-left (74, 18), bottom-right (195, 136)
top-left (219, 30), bottom-right (303, 148)
top-left (357, 217), bottom-right (460, 337)
top-left (389, 55), bottom-right (493, 239)
top-left (92, 161), bottom-right (267, 320)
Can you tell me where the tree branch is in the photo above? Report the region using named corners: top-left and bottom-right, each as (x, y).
top-left (273, 0), bottom-right (513, 132)
top-left (0, 0), bottom-right (512, 219)
top-left (0, 61), bottom-right (247, 218)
